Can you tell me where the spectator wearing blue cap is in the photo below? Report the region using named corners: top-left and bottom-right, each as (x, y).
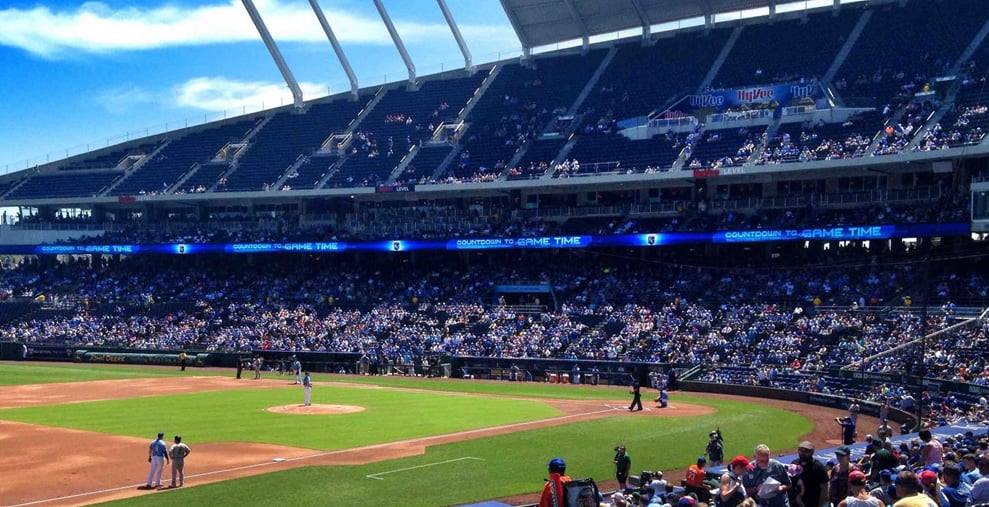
top-left (871, 469), bottom-right (895, 505)
top-left (540, 457), bottom-right (571, 507)
top-left (686, 456), bottom-right (710, 502)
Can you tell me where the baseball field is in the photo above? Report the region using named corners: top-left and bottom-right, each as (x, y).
top-left (0, 362), bottom-right (852, 507)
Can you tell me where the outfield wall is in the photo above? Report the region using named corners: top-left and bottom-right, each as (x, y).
top-left (681, 380), bottom-right (918, 429)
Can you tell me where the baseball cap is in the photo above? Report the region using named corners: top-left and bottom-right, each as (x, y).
top-left (678, 496), bottom-right (696, 507)
top-left (157, 431), bottom-right (164, 438)
top-left (798, 441), bottom-right (815, 451)
top-left (697, 456), bottom-right (707, 464)
top-left (548, 457), bottom-right (566, 472)
top-left (880, 469), bottom-right (893, 480)
top-left (850, 470), bottom-right (867, 484)
top-left (835, 446), bottom-right (851, 456)
top-left (920, 470), bottom-right (938, 487)
top-left (730, 455), bottom-right (750, 468)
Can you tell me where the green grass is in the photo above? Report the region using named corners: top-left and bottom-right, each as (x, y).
top-left (0, 363), bottom-right (814, 506)
top-left (0, 386), bottom-right (562, 448)
top-left (100, 395), bottom-right (810, 507)
top-left (0, 362), bottom-right (193, 385)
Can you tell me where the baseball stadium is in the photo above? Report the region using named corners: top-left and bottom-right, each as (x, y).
top-left (1, 0), bottom-right (989, 506)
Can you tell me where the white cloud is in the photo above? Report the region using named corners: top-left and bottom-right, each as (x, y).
top-left (0, 0), bottom-right (516, 59)
top-left (94, 86), bottom-right (157, 114)
top-left (173, 76), bottom-right (328, 112)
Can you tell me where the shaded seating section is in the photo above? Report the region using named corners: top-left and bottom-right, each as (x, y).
top-left (58, 143), bottom-right (159, 171)
top-left (290, 152), bottom-right (338, 189)
top-left (454, 51), bottom-right (606, 180)
top-left (0, 179), bottom-right (23, 199)
top-left (834, 0), bottom-right (985, 111)
top-left (109, 119), bottom-right (257, 196)
top-left (712, 10), bottom-right (858, 88)
top-left (5, 172), bottom-right (123, 199)
top-left (326, 73), bottom-right (487, 188)
top-left (508, 137), bottom-right (566, 180)
top-left (178, 161), bottom-right (229, 194)
top-left (222, 99), bottom-right (367, 192)
top-left (562, 133), bottom-right (682, 175)
top-left (686, 128), bottom-right (758, 169)
top-left (582, 30), bottom-right (731, 127)
top-left (400, 145), bottom-right (452, 184)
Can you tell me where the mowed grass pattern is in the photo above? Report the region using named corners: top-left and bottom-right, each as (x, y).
top-left (0, 363), bottom-right (813, 506)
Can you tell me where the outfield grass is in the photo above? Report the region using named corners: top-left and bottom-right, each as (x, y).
top-left (0, 362), bottom-right (198, 385)
top-left (0, 363), bottom-right (813, 506)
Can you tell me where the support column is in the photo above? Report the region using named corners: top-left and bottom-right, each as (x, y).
top-left (436, 0), bottom-right (474, 74)
top-left (373, 0), bottom-right (416, 85)
top-left (308, 0), bottom-right (359, 99)
top-left (241, 0), bottom-right (304, 108)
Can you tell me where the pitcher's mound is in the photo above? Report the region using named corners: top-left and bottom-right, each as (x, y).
top-left (266, 404), bottom-right (365, 415)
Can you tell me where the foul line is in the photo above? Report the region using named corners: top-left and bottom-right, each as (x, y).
top-left (366, 456), bottom-right (484, 480)
top-left (10, 405), bottom-right (617, 506)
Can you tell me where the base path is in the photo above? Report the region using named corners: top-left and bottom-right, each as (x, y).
top-left (0, 376), bottom-right (859, 507)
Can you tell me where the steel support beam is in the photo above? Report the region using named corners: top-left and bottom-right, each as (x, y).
top-left (561, 0), bottom-right (589, 52)
top-left (628, 0), bottom-right (652, 42)
top-left (308, 0), bottom-right (359, 99)
top-left (373, 0), bottom-right (416, 85)
top-left (241, 0), bottom-right (303, 108)
top-left (437, 0), bottom-right (475, 74)
top-left (499, 0), bottom-right (531, 62)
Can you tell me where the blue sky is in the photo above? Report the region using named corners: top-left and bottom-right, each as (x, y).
top-left (0, 0), bottom-right (521, 173)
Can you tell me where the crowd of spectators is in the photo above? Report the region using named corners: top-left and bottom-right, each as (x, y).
top-left (1, 245), bottom-right (987, 373)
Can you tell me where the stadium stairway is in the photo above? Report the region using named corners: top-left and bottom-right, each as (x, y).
top-left (316, 89), bottom-right (387, 188)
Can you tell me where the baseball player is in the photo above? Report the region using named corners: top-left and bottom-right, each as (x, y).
top-left (168, 435), bottom-right (191, 487)
top-left (292, 356), bottom-right (302, 385)
top-left (303, 371), bottom-right (312, 406)
top-left (147, 432), bottom-right (169, 488)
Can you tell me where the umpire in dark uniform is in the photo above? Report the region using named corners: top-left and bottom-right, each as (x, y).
top-left (628, 378), bottom-right (643, 411)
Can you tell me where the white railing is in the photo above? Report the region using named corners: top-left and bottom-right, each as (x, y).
top-left (708, 109), bottom-right (772, 124)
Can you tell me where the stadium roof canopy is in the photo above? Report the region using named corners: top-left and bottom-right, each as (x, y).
top-left (499, 0), bottom-right (870, 51)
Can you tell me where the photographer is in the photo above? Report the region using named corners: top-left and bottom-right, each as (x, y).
top-left (707, 429), bottom-right (725, 466)
top-left (614, 445), bottom-right (631, 492)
